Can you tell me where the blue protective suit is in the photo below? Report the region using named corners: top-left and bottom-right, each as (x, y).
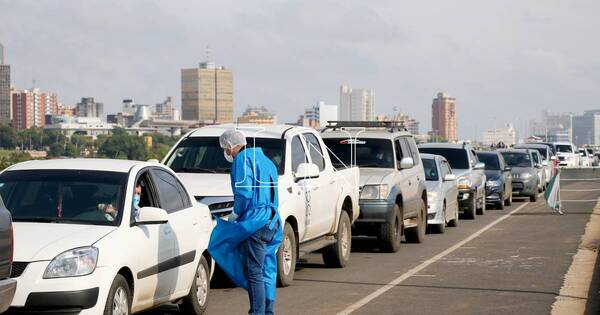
top-left (208, 147), bottom-right (283, 300)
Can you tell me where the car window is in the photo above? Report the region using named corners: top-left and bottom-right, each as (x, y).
top-left (291, 135), bottom-right (308, 173)
top-left (399, 138), bottom-right (412, 162)
top-left (303, 133), bottom-right (325, 172)
top-left (132, 171), bottom-right (159, 222)
top-left (394, 139), bottom-right (403, 164)
top-left (531, 151), bottom-right (540, 164)
top-left (477, 153), bottom-right (500, 171)
top-left (151, 169), bottom-right (187, 213)
top-left (406, 138), bottom-right (421, 166)
top-left (422, 158), bottom-right (438, 181)
top-left (323, 138), bottom-right (395, 169)
top-left (442, 160), bottom-right (452, 175)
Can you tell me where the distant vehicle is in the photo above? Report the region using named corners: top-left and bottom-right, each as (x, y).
top-left (554, 142), bottom-right (579, 167)
top-left (0, 196), bottom-right (16, 313)
top-left (322, 121), bottom-right (428, 252)
top-left (514, 143), bottom-right (553, 187)
top-left (528, 149), bottom-right (547, 192)
top-left (418, 143), bottom-right (486, 219)
top-left (595, 152), bottom-right (600, 166)
top-left (499, 149), bottom-right (540, 202)
top-left (1, 159), bottom-right (214, 314)
top-left (578, 148), bottom-right (592, 167)
top-left (475, 151), bottom-right (512, 209)
top-left (421, 154), bottom-right (458, 233)
top-left (164, 124), bottom-right (360, 286)
top-left (585, 148), bottom-right (599, 166)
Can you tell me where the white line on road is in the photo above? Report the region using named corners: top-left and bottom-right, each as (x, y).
top-left (561, 189), bottom-right (600, 192)
top-left (561, 178), bottom-right (600, 181)
top-left (337, 202), bottom-right (531, 315)
top-left (562, 199), bottom-right (600, 202)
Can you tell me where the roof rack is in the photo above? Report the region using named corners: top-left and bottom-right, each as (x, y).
top-left (322, 121), bottom-right (407, 133)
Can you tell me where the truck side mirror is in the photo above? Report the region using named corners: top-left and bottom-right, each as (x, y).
top-left (294, 163), bottom-right (320, 181)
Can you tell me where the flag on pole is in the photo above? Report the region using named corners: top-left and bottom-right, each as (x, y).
top-left (544, 170), bottom-right (563, 214)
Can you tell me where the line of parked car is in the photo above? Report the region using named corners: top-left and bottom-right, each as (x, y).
top-left (0, 121), bottom-right (592, 314)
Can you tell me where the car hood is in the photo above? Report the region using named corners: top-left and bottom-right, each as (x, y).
top-left (13, 222), bottom-right (116, 261)
top-left (510, 166), bottom-right (533, 174)
top-left (451, 169), bottom-right (470, 178)
top-left (485, 170), bottom-right (502, 181)
top-left (176, 173), bottom-right (233, 197)
top-left (359, 168), bottom-right (395, 186)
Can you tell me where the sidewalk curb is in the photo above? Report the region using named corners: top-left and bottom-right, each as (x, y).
top-left (551, 200), bottom-right (600, 315)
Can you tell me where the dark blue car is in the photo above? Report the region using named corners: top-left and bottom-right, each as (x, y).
top-left (476, 151), bottom-right (513, 209)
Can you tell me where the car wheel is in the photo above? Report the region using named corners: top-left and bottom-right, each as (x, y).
top-left (277, 222), bottom-right (296, 287)
top-left (530, 193), bottom-right (538, 202)
top-left (180, 255), bottom-right (210, 314)
top-left (378, 204), bottom-right (402, 252)
top-left (431, 202), bottom-right (446, 234)
top-left (104, 274), bottom-right (131, 315)
top-left (405, 199), bottom-right (426, 243)
top-left (476, 192), bottom-right (486, 215)
top-left (464, 195), bottom-right (477, 220)
top-left (323, 211), bottom-right (352, 267)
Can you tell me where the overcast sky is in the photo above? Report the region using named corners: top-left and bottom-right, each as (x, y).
top-left (1, 0), bottom-right (599, 139)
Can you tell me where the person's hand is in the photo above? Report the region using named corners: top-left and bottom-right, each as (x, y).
top-left (103, 204), bottom-right (117, 216)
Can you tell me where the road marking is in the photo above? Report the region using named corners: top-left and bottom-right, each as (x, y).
top-left (561, 178), bottom-right (600, 181)
top-left (338, 202), bottom-right (530, 314)
top-left (561, 199), bottom-right (600, 202)
top-left (562, 188), bottom-right (600, 192)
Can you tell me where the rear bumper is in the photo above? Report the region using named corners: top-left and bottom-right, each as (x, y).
top-left (0, 278), bottom-right (17, 313)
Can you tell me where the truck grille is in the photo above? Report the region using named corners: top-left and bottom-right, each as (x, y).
top-left (10, 262), bottom-right (29, 278)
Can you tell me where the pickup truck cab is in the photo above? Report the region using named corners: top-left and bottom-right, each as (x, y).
top-left (554, 142), bottom-right (579, 168)
top-left (321, 122), bottom-right (427, 252)
top-left (419, 143), bottom-right (486, 219)
top-left (0, 196), bottom-right (16, 313)
top-left (163, 124), bottom-right (360, 286)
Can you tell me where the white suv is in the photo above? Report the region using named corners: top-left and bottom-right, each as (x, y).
top-left (1, 159), bottom-right (213, 315)
top-left (554, 142), bottom-right (579, 167)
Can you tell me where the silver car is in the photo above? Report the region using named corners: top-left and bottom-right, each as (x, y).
top-left (422, 154), bottom-right (459, 233)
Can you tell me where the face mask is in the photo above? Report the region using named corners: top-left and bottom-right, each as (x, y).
top-left (224, 150), bottom-right (234, 163)
top-left (133, 194), bottom-right (140, 209)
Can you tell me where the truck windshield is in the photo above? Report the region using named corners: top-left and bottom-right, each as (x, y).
top-left (418, 148), bottom-right (469, 170)
top-left (556, 145), bottom-right (573, 153)
top-left (477, 153), bottom-right (500, 170)
top-left (322, 138), bottom-right (394, 168)
top-left (0, 170), bottom-right (127, 226)
top-left (422, 158), bottom-right (439, 181)
top-left (166, 137), bottom-right (285, 174)
top-left (501, 152), bottom-right (532, 168)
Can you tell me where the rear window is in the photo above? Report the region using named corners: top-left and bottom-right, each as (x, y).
top-left (323, 138), bottom-right (394, 169)
top-left (477, 153), bottom-right (500, 171)
top-left (422, 158), bottom-right (439, 181)
top-left (418, 147), bottom-right (469, 170)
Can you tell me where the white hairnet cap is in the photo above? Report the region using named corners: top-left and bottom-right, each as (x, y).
top-left (219, 129), bottom-right (247, 149)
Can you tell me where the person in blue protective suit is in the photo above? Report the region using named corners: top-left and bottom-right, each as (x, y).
top-left (208, 129), bottom-right (283, 315)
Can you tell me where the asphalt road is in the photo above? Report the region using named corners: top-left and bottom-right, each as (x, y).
top-left (145, 169), bottom-right (600, 315)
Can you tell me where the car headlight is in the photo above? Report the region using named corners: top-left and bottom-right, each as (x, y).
top-left (360, 184), bottom-right (389, 200)
top-left (457, 176), bottom-right (471, 189)
top-left (520, 173), bottom-right (532, 179)
top-left (44, 247), bottom-right (98, 279)
top-left (486, 180), bottom-right (501, 187)
top-left (427, 191), bottom-right (438, 202)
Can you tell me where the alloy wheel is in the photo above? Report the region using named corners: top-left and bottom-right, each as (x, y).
top-left (195, 262), bottom-right (208, 306)
top-left (282, 235), bottom-right (293, 275)
top-left (112, 287), bottom-right (129, 315)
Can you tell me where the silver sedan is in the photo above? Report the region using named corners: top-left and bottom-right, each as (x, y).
top-left (422, 153), bottom-right (459, 233)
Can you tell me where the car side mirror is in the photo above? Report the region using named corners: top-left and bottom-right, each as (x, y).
top-left (294, 163), bottom-right (320, 181)
top-left (534, 163), bottom-right (542, 169)
top-left (443, 174), bottom-right (457, 181)
top-left (400, 157), bottom-right (414, 169)
top-left (474, 162), bottom-right (485, 170)
top-left (504, 166), bottom-right (512, 172)
top-left (135, 207), bottom-right (168, 225)
top-left (580, 152), bottom-right (585, 156)
top-left (541, 161), bottom-right (548, 166)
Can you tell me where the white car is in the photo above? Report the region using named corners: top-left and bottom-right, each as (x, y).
top-left (163, 124), bottom-right (360, 286)
top-left (421, 154), bottom-right (459, 233)
top-left (578, 148), bottom-right (591, 167)
top-left (0, 159), bottom-right (213, 315)
top-left (554, 142), bottom-right (579, 167)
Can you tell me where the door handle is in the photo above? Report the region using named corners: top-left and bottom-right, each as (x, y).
top-left (408, 180), bottom-right (412, 186)
top-left (164, 228), bottom-right (172, 235)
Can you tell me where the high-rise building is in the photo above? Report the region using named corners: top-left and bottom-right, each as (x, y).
top-left (12, 89), bottom-right (44, 130)
top-left (431, 92), bottom-right (457, 142)
top-left (572, 110), bottom-right (600, 146)
top-left (181, 61), bottom-right (233, 123)
top-left (303, 101), bottom-right (338, 128)
top-left (339, 85), bottom-right (374, 121)
top-left (530, 110), bottom-right (573, 142)
top-left (237, 105), bottom-right (277, 125)
top-left (41, 92), bottom-right (59, 116)
top-left (76, 97), bottom-right (103, 119)
top-left (483, 124), bottom-right (517, 146)
top-left (0, 42), bottom-right (9, 124)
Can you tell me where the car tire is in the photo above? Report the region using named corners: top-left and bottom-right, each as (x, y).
top-left (323, 211), bottom-right (352, 268)
top-left (464, 195), bottom-right (477, 220)
top-left (431, 202), bottom-right (446, 234)
top-left (180, 255), bottom-right (210, 315)
top-left (405, 199), bottom-right (426, 243)
top-left (530, 193), bottom-right (538, 202)
top-left (378, 204), bottom-right (402, 253)
top-left (476, 192), bottom-right (486, 215)
top-left (277, 222), bottom-right (296, 287)
top-left (103, 274), bottom-right (131, 315)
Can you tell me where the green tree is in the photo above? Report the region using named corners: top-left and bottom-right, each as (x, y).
top-left (48, 143), bottom-right (64, 157)
top-left (0, 124), bottom-right (16, 149)
top-left (99, 127), bottom-right (148, 160)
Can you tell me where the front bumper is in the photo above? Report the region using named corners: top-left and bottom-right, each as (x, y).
top-left (0, 278), bottom-right (17, 313)
top-left (458, 188), bottom-right (476, 211)
top-left (427, 198), bottom-right (444, 225)
top-left (512, 178), bottom-right (537, 196)
top-left (9, 261), bottom-right (114, 314)
top-left (356, 200), bottom-right (395, 224)
top-left (485, 185), bottom-right (504, 204)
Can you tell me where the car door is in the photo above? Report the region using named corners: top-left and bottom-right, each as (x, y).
top-left (151, 168), bottom-right (204, 296)
top-left (302, 132), bottom-right (337, 237)
top-left (397, 137), bottom-right (418, 216)
top-left (128, 169), bottom-right (174, 306)
top-left (499, 153), bottom-right (512, 195)
top-left (440, 159), bottom-right (458, 215)
top-left (289, 134), bottom-right (311, 241)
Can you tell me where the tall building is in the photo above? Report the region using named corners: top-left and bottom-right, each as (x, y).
top-left (376, 113), bottom-right (420, 135)
top-left (12, 89), bottom-right (44, 130)
top-left (530, 110), bottom-right (573, 142)
top-left (237, 105), bottom-right (276, 125)
top-left (181, 61), bottom-right (233, 123)
top-left (431, 92), bottom-right (457, 142)
top-left (41, 92), bottom-right (59, 116)
top-left (483, 124), bottom-right (517, 146)
top-left (0, 42), bottom-right (10, 125)
top-left (154, 96), bottom-right (179, 120)
top-left (303, 101), bottom-right (338, 128)
top-left (572, 110), bottom-right (600, 146)
top-left (76, 97), bottom-right (103, 119)
top-left (339, 85), bottom-right (374, 121)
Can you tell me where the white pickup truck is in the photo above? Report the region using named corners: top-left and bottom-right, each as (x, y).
top-left (163, 124), bottom-right (360, 286)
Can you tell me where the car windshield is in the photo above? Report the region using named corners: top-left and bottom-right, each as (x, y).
top-left (501, 152), bottom-right (532, 168)
top-left (165, 137), bottom-right (285, 174)
top-left (586, 148), bottom-right (594, 154)
top-left (323, 138), bottom-right (395, 169)
top-left (418, 147), bottom-right (469, 169)
top-left (556, 145), bottom-right (573, 153)
top-left (422, 158), bottom-right (439, 181)
top-left (515, 146), bottom-right (548, 159)
top-left (0, 170), bottom-right (127, 226)
top-left (477, 153), bottom-right (500, 170)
